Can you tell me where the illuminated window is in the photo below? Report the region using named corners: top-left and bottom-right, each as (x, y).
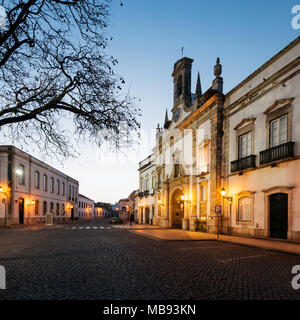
top-left (34, 200), bottom-right (39, 215)
top-left (198, 141), bottom-right (209, 174)
top-left (238, 197), bottom-right (251, 221)
top-left (18, 164), bottom-right (25, 185)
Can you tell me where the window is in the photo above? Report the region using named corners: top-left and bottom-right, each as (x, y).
top-left (158, 174), bottom-right (161, 188)
top-left (34, 200), bottom-right (39, 215)
top-left (56, 203), bottom-right (59, 215)
top-left (152, 176), bottom-right (155, 189)
top-left (50, 177), bottom-right (54, 193)
top-left (57, 180), bottom-right (60, 195)
top-left (35, 171), bottom-right (40, 189)
top-left (238, 131), bottom-right (252, 158)
top-left (198, 142), bottom-right (209, 173)
top-left (270, 115), bottom-right (288, 148)
top-left (18, 164), bottom-right (25, 185)
top-left (50, 202), bottom-right (54, 213)
top-left (68, 185), bottom-right (71, 200)
top-left (238, 197), bottom-right (251, 221)
top-left (200, 185), bottom-right (207, 201)
top-left (140, 180), bottom-right (143, 192)
top-left (62, 182), bottom-right (65, 196)
top-left (43, 201), bottom-right (47, 215)
top-left (62, 204), bottom-right (65, 216)
top-left (75, 188), bottom-right (77, 201)
top-left (72, 186), bottom-right (74, 201)
top-left (174, 163), bottom-right (180, 178)
top-left (145, 179), bottom-right (149, 191)
top-left (43, 175), bottom-right (47, 191)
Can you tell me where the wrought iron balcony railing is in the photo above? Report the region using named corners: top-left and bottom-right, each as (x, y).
top-left (231, 155), bottom-right (256, 173)
top-left (260, 141), bottom-right (294, 165)
top-left (138, 192), bottom-right (144, 198)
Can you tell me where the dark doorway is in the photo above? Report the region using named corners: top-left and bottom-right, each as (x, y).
top-left (71, 207), bottom-right (74, 221)
top-left (269, 193), bottom-right (288, 239)
top-left (19, 198), bottom-right (24, 224)
top-left (145, 207), bottom-right (149, 224)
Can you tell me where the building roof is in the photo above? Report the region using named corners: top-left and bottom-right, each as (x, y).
top-left (0, 145), bottom-right (78, 183)
top-left (78, 193), bottom-right (94, 202)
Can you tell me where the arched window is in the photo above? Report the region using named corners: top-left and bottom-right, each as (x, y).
top-left (238, 197), bottom-right (251, 221)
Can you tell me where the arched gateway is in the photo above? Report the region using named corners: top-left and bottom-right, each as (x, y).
top-left (170, 189), bottom-right (184, 229)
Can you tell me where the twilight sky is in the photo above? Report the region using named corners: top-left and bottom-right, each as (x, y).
top-left (10, 0), bottom-right (300, 203)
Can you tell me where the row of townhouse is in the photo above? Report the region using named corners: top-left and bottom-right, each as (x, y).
top-left (138, 36), bottom-right (300, 240)
top-left (0, 145), bottom-right (95, 226)
top-left (78, 194), bottom-right (95, 219)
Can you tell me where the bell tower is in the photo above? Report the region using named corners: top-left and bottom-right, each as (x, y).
top-left (172, 57), bottom-right (193, 108)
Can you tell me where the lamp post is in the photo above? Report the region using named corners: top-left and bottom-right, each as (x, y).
top-left (219, 188), bottom-right (226, 238)
top-left (0, 187), bottom-right (7, 227)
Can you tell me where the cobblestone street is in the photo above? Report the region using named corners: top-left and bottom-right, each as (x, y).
top-left (0, 218), bottom-right (299, 300)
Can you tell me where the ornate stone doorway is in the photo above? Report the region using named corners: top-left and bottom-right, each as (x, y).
top-left (170, 189), bottom-right (184, 229)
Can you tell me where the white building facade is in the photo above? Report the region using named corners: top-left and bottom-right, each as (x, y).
top-left (138, 154), bottom-right (155, 225)
top-left (0, 146), bottom-right (79, 226)
top-left (140, 36), bottom-right (300, 240)
top-left (223, 37), bottom-right (300, 240)
top-left (78, 194), bottom-right (95, 220)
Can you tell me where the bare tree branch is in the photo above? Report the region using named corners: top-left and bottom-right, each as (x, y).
top-left (0, 0), bottom-right (140, 159)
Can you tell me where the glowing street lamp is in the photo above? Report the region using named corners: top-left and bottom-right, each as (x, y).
top-left (16, 168), bottom-right (23, 176)
top-left (221, 188), bottom-right (226, 197)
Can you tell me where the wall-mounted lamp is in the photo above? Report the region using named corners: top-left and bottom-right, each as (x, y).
top-left (16, 169), bottom-right (23, 176)
top-left (221, 188), bottom-right (226, 197)
top-left (181, 195), bottom-right (191, 205)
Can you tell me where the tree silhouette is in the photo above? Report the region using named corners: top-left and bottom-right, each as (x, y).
top-left (0, 0), bottom-right (140, 158)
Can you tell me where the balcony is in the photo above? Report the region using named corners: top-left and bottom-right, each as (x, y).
top-left (143, 190), bottom-right (149, 197)
top-left (231, 155), bottom-right (256, 173)
top-left (138, 192), bottom-right (144, 198)
top-left (260, 142), bottom-right (294, 165)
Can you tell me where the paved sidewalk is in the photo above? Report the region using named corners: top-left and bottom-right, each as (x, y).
top-left (111, 223), bottom-right (160, 229)
top-left (0, 224), bottom-right (67, 231)
top-left (130, 226), bottom-right (300, 255)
